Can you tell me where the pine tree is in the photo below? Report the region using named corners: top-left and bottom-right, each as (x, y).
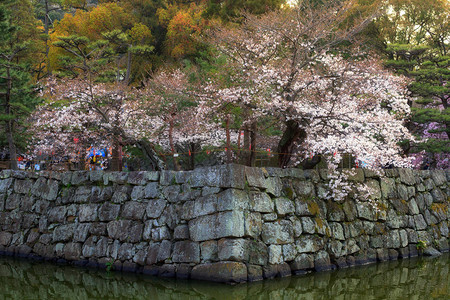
top-left (385, 45), bottom-right (449, 167)
top-left (0, 2), bottom-right (41, 169)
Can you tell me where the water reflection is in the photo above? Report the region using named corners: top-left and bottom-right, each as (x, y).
top-left (0, 254), bottom-right (448, 299)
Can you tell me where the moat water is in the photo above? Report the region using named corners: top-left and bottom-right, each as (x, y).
top-left (0, 254), bottom-right (448, 299)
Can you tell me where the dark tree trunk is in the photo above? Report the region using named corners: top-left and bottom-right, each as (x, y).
top-left (136, 140), bottom-right (166, 171)
top-left (110, 139), bottom-right (122, 171)
top-left (277, 120), bottom-right (307, 168)
top-left (248, 122), bottom-right (257, 166)
top-left (189, 142), bottom-right (196, 170)
top-left (300, 155), bottom-right (321, 169)
top-left (242, 125), bottom-right (250, 165)
top-left (225, 115), bottom-right (232, 163)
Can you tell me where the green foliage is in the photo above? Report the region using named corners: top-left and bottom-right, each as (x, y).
top-left (0, 2), bottom-right (41, 153)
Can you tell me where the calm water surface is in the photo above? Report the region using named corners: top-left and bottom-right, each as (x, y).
top-left (0, 254), bottom-right (448, 300)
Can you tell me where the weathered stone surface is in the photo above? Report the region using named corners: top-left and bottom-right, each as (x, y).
top-left (245, 167), bottom-right (266, 189)
top-left (130, 186), bottom-right (145, 201)
top-left (200, 240), bottom-right (218, 262)
top-left (121, 201), bottom-right (146, 220)
top-left (73, 223), bottom-right (91, 243)
top-left (71, 171), bottom-right (89, 185)
top-left (47, 206), bottom-right (67, 223)
top-left (78, 204), bottom-right (98, 222)
top-left (188, 164), bottom-right (245, 189)
top-left (356, 203), bottom-right (376, 221)
top-left (189, 211), bottom-right (244, 242)
top-left (268, 244), bottom-right (283, 264)
top-left (381, 178), bottom-right (397, 199)
top-left (174, 225), bottom-right (189, 240)
top-left (244, 212), bottom-right (262, 238)
top-left (431, 170), bottom-right (446, 186)
top-left (282, 243), bottom-right (297, 262)
top-left (98, 202), bottom-right (120, 221)
top-left (398, 168), bottom-right (416, 185)
top-left (274, 197), bottom-right (295, 215)
top-left (14, 179), bottom-right (33, 194)
top-left (0, 232), bottom-right (12, 246)
top-left (32, 178), bottom-right (59, 201)
top-left (156, 240), bottom-right (172, 262)
top-left (265, 176), bottom-right (282, 197)
top-left (247, 265), bottom-right (263, 282)
top-left (162, 185), bottom-right (180, 203)
top-left (296, 236), bottom-right (323, 253)
top-left (301, 217), bottom-right (316, 234)
top-left (414, 214), bottom-right (428, 230)
top-left (107, 220), bottom-right (143, 242)
top-left (53, 224), bottom-right (75, 242)
top-left (172, 241), bottom-right (200, 263)
top-left (329, 222), bottom-right (345, 241)
top-left (249, 192), bottom-right (274, 213)
top-left (293, 181), bottom-right (315, 196)
top-left (218, 239), bottom-right (248, 262)
top-left (314, 250), bottom-right (333, 271)
top-left (146, 199), bottom-right (166, 219)
top-left (64, 242), bottom-right (81, 260)
top-left (290, 253), bottom-right (314, 272)
top-left (144, 182), bottom-right (159, 199)
top-left (261, 220), bottom-right (294, 245)
top-left (386, 230), bottom-right (401, 249)
top-left (191, 262), bottom-right (247, 283)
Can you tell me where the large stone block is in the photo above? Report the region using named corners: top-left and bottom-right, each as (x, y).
top-left (200, 240), bottom-right (218, 262)
top-left (381, 178), bottom-right (397, 199)
top-left (146, 199), bottom-right (166, 219)
top-left (189, 211), bottom-right (244, 242)
top-left (188, 164), bottom-right (245, 189)
top-left (31, 178), bottom-right (59, 201)
top-left (121, 202), bottom-right (146, 220)
top-left (107, 220), bottom-right (143, 242)
top-left (64, 242), bottom-right (81, 260)
top-left (275, 197), bottom-right (295, 215)
top-left (296, 236), bottom-right (323, 253)
top-left (290, 253), bottom-right (314, 273)
top-left (249, 192), bottom-right (274, 213)
top-left (431, 170), bottom-right (446, 186)
top-left (14, 179), bottom-right (33, 194)
top-left (398, 169), bottom-right (416, 185)
top-left (216, 189), bottom-right (250, 212)
top-left (245, 167), bottom-right (266, 189)
top-left (52, 224), bottom-right (76, 242)
top-left (218, 238), bottom-right (248, 262)
top-left (172, 241), bottom-right (200, 263)
top-left (98, 202), bottom-right (121, 221)
top-left (78, 204), bottom-right (98, 222)
top-left (261, 220), bottom-right (294, 245)
top-left (191, 261), bottom-right (247, 284)
top-left (244, 212), bottom-right (262, 238)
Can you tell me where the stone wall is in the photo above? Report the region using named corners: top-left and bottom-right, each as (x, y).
top-left (0, 165), bottom-right (448, 283)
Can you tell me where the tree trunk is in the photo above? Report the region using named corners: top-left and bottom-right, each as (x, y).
top-left (248, 122), bottom-right (257, 166)
top-left (277, 120), bottom-right (307, 168)
top-left (225, 115), bottom-right (232, 163)
top-left (189, 142), bottom-right (195, 170)
top-left (110, 139), bottom-right (123, 171)
top-left (136, 140), bottom-right (166, 171)
top-left (169, 117), bottom-right (181, 171)
top-left (300, 155), bottom-right (321, 169)
top-left (242, 125), bottom-right (250, 165)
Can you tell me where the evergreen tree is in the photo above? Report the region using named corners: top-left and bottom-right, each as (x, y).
top-left (0, 2), bottom-right (41, 169)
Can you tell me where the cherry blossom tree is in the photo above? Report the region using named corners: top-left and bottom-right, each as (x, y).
top-left (30, 77), bottom-right (166, 170)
